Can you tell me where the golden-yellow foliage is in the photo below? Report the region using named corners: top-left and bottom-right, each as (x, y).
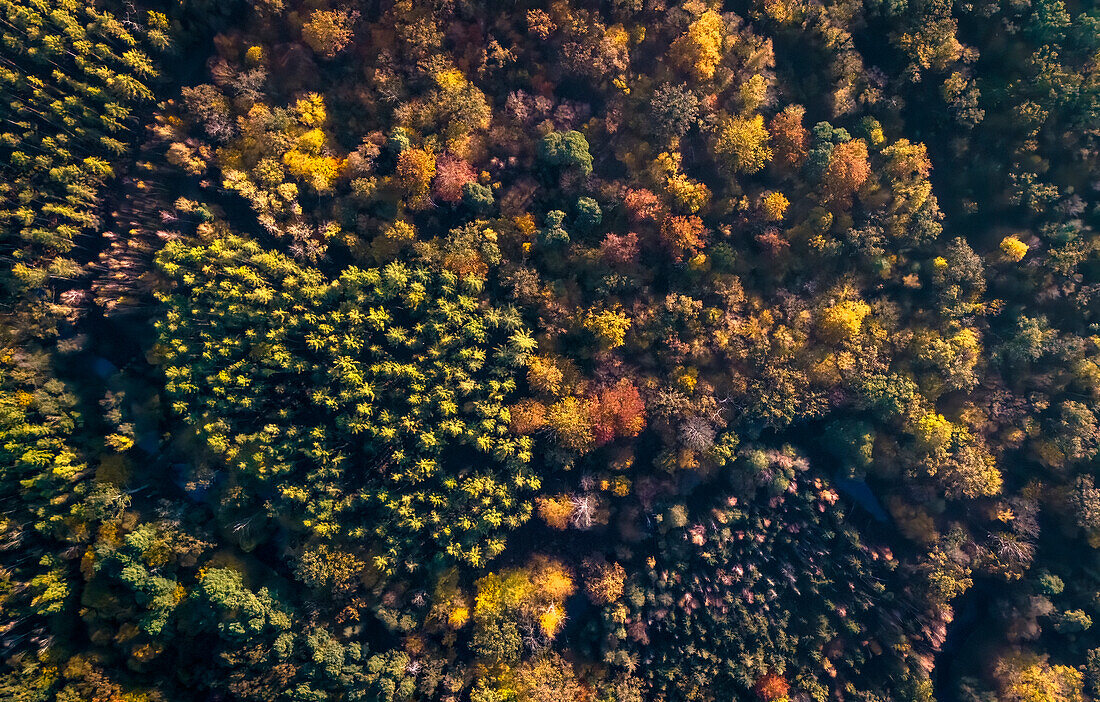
top-left (536, 495), bottom-right (575, 529)
top-left (527, 355), bottom-right (565, 395)
top-left (532, 559), bottom-right (575, 602)
top-left (282, 150), bottom-right (341, 192)
top-left (763, 0), bottom-right (799, 25)
top-left (740, 74), bottom-right (769, 112)
top-left (665, 172), bottom-right (710, 213)
top-left (470, 557), bottom-right (575, 640)
top-left (583, 308), bottom-right (631, 349)
top-left (474, 570), bottom-right (535, 618)
top-left (1000, 236), bottom-right (1028, 262)
top-left (996, 652), bottom-right (1084, 702)
top-left (369, 220), bottom-right (417, 261)
top-left (715, 115), bottom-right (772, 174)
top-left (538, 605), bottom-right (566, 637)
top-left (942, 440), bottom-right (1003, 499)
top-left (914, 411), bottom-right (953, 451)
top-left (294, 93), bottom-right (328, 127)
top-left (819, 300), bottom-right (871, 343)
top-left (546, 396), bottom-right (594, 453)
top-left (449, 605), bottom-right (470, 628)
top-left (296, 128), bottom-right (325, 154)
top-left (302, 10), bottom-right (356, 58)
top-left (761, 191), bottom-right (789, 221)
top-left (670, 10), bottom-right (725, 81)
top-left (396, 148), bottom-right (437, 205)
top-left (434, 68), bottom-right (468, 94)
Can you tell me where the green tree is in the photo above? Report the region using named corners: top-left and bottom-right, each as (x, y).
top-left (538, 130), bottom-right (593, 176)
top-left (156, 232), bottom-right (540, 570)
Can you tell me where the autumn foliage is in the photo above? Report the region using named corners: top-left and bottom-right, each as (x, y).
top-left (753, 673), bottom-right (791, 701)
top-left (821, 139), bottom-right (870, 203)
top-left (10, 1), bottom-right (1100, 701)
top-left (588, 379), bottom-right (646, 446)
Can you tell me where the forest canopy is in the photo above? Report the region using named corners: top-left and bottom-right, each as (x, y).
top-left (1, 0), bottom-right (1100, 701)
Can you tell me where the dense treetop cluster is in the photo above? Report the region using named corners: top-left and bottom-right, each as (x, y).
top-left (1, 0), bottom-right (1099, 700)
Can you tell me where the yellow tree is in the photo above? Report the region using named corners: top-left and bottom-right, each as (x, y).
top-left (302, 9), bottom-right (357, 58)
top-left (995, 651), bottom-right (1084, 702)
top-left (396, 148), bottom-right (437, 208)
top-left (670, 10), bottom-right (726, 81)
top-left (546, 397), bottom-right (595, 453)
top-left (1000, 236), bottom-right (1028, 262)
top-left (583, 308), bottom-right (632, 349)
top-left (760, 192), bottom-right (789, 221)
top-left (818, 299), bottom-right (870, 343)
top-left (715, 115), bottom-right (772, 174)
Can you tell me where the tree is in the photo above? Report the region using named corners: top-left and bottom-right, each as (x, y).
top-left (819, 299), bottom-right (871, 343)
top-left (433, 154), bottom-right (477, 203)
top-left (599, 232), bottom-right (640, 265)
top-left (429, 68), bottom-right (492, 139)
top-left (1000, 236), bottom-right (1029, 262)
top-left (511, 399), bottom-right (548, 435)
top-left (396, 148), bottom-right (437, 207)
top-left (294, 545), bottom-right (364, 593)
top-left (546, 397), bottom-right (595, 453)
top-left (821, 139), bottom-right (870, 203)
top-left (177, 566), bottom-right (313, 700)
top-left (1049, 401), bottom-right (1100, 466)
top-left (526, 355), bottom-right (567, 396)
top-left (665, 171), bottom-right (711, 214)
top-left (7, 0), bottom-right (1096, 697)
top-left (302, 9), bottom-right (357, 58)
top-left (670, 10), bottom-right (725, 81)
top-left (538, 210), bottom-right (571, 247)
top-left (660, 215), bottom-right (708, 262)
top-left (526, 9), bottom-right (555, 40)
top-left (539, 131), bottom-right (593, 176)
top-left (156, 234), bottom-right (539, 570)
top-left (760, 192), bottom-right (789, 221)
top-left (0, 0), bottom-right (163, 318)
top-left (753, 673), bottom-right (790, 701)
top-left (583, 559), bottom-right (626, 604)
top-left (623, 188), bottom-right (664, 222)
top-left (715, 115), bottom-right (773, 174)
top-left (0, 349), bottom-right (89, 661)
top-left (651, 151), bottom-right (710, 213)
top-left (994, 651), bottom-right (1084, 702)
top-left (588, 379), bottom-right (646, 445)
top-left (769, 105), bottom-right (809, 168)
top-left (615, 447), bottom-right (930, 700)
top-left (823, 420), bottom-right (874, 477)
top-left (1072, 476), bottom-right (1100, 537)
top-left (575, 197), bottom-right (602, 231)
top-left (650, 84), bottom-right (700, 140)
top-left (583, 308), bottom-right (632, 349)
top-left (470, 556), bottom-right (576, 664)
top-left (537, 495), bottom-right (575, 530)
top-left (463, 182), bottom-right (495, 213)
top-left (514, 654), bottom-right (586, 702)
